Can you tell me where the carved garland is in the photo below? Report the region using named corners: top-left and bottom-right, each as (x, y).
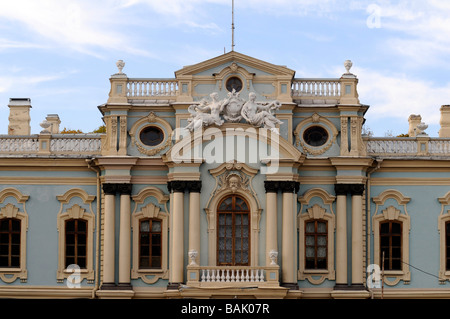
top-left (129, 112), bottom-right (173, 156)
top-left (294, 113), bottom-right (339, 156)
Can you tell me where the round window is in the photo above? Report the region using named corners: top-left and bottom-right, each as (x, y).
top-left (226, 77), bottom-right (243, 92)
top-left (303, 126), bottom-right (329, 147)
top-left (139, 126), bottom-right (164, 147)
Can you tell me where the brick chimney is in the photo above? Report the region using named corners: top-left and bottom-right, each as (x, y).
top-left (8, 98), bottom-right (32, 135)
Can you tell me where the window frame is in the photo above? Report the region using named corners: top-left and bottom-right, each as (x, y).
top-left (216, 195), bottom-right (251, 266)
top-left (0, 188), bottom-right (30, 284)
top-left (438, 202), bottom-right (450, 283)
top-left (131, 186), bottom-right (169, 284)
top-left (297, 192), bottom-right (336, 285)
top-left (304, 219), bottom-right (328, 271)
top-left (56, 194), bottom-right (95, 284)
top-left (64, 218), bottom-right (88, 269)
top-left (379, 220), bottom-right (403, 271)
top-left (139, 125), bottom-right (165, 147)
top-left (372, 203), bottom-right (411, 286)
top-left (0, 218), bottom-right (21, 268)
top-left (138, 218), bottom-right (162, 269)
top-left (446, 221), bottom-right (450, 271)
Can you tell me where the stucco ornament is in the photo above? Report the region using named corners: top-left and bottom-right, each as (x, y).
top-left (218, 172), bottom-right (250, 194)
top-left (222, 89), bottom-right (245, 123)
top-left (241, 92), bottom-right (282, 133)
top-left (185, 92), bottom-right (225, 131)
top-left (185, 91), bottom-right (282, 132)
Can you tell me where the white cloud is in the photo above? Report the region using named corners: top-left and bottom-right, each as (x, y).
top-left (0, 38), bottom-right (46, 51)
top-left (358, 1), bottom-right (450, 67)
top-left (0, 74), bottom-right (63, 94)
top-left (0, 0), bottom-right (151, 57)
top-left (354, 66), bottom-right (450, 126)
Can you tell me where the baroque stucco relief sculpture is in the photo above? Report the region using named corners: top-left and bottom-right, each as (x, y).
top-left (185, 90), bottom-right (282, 133)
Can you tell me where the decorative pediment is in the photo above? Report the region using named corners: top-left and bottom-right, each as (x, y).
top-left (175, 51), bottom-right (295, 78)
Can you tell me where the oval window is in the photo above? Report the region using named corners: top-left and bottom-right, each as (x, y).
top-left (303, 126), bottom-right (329, 147)
top-left (139, 126), bottom-right (164, 146)
top-left (226, 77), bottom-right (243, 92)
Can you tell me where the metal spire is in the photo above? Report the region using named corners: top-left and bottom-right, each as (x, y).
top-left (231, 0), bottom-right (235, 51)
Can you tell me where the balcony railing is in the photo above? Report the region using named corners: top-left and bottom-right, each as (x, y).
top-left (124, 78), bottom-right (343, 100)
top-left (186, 265), bottom-right (280, 288)
top-left (127, 78), bottom-right (179, 98)
top-left (50, 134), bottom-right (103, 155)
top-left (0, 136), bottom-right (39, 153)
top-left (291, 78), bottom-right (341, 98)
top-left (365, 137), bottom-right (450, 156)
top-left (0, 134), bottom-right (103, 156)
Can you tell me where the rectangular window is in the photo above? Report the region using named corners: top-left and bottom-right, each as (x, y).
top-left (305, 220), bottom-right (327, 270)
top-left (0, 218), bottom-right (21, 268)
top-left (65, 219), bottom-right (87, 269)
top-left (380, 221), bottom-right (402, 271)
top-left (139, 219), bottom-right (162, 269)
top-left (446, 222), bottom-right (450, 271)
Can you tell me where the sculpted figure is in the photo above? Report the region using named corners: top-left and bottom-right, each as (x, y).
top-left (221, 89), bottom-right (244, 123)
top-left (185, 92), bottom-right (225, 131)
top-left (241, 92), bottom-right (283, 133)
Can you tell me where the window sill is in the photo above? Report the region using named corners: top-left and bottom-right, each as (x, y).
top-left (382, 270), bottom-right (404, 276)
top-left (63, 268), bottom-right (89, 274)
top-left (303, 269), bottom-right (329, 275)
top-left (0, 268), bottom-right (22, 273)
top-left (137, 268), bottom-right (163, 274)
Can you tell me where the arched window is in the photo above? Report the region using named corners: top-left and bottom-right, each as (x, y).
top-left (0, 218), bottom-right (21, 268)
top-left (380, 221), bottom-right (402, 271)
top-left (65, 219), bottom-right (87, 269)
top-left (217, 195), bottom-right (250, 266)
top-left (305, 220), bottom-right (327, 270)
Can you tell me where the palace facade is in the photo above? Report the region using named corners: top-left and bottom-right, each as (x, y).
top-left (1, 51), bottom-right (450, 299)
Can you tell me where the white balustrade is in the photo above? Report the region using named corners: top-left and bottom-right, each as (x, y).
top-left (0, 135), bottom-right (102, 155)
top-left (366, 138), bottom-right (418, 155)
top-left (428, 140), bottom-right (450, 155)
top-left (291, 79), bottom-right (341, 97)
top-left (127, 79), bottom-right (178, 97)
top-left (199, 267), bottom-right (265, 283)
top-left (0, 137), bottom-right (39, 153)
top-left (50, 136), bottom-right (102, 154)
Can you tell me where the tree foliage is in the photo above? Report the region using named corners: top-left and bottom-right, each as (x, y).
top-left (60, 127), bottom-right (83, 134)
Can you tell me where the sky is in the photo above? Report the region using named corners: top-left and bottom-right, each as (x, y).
top-left (0, 0), bottom-right (449, 137)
